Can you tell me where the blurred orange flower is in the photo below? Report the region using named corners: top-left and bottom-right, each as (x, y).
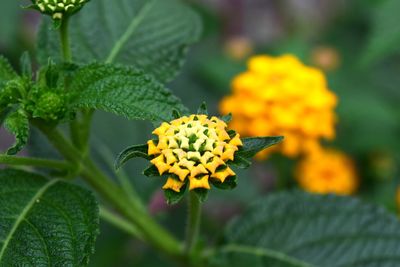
top-left (220, 54), bottom-right (338, 158)
top-left (295, 149), bottom-right (358, 195)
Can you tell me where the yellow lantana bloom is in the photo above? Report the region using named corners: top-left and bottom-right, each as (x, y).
top-left (295, 149), bottom-right (358, 195)
top-left (148, 114), bottom-right (242, 192)
top-left (220, 54), bottom-right (338, 158)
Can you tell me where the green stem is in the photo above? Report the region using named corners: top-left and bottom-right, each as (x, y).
top-left (184, 192), bottom-right (202, 255)
top-left (36, 124), bottom-right (183, 259)
top-left (0, 155), bottom-right (72, 171)
top-left (59, 17), bottom-right (72, 62)
top-left (100, 206), bottom-right (144, 240)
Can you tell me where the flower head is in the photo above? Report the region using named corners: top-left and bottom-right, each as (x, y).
top-left (30, 0), bottom-right (90, 21)
top-left (295, 149), bottom-right (358, 195)
top-left (148, 114), bottom-right (242, 194)
top-left (220, 54), bottom-right (338, 158)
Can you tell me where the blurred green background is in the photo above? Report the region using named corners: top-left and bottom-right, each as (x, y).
top-left (1, 0), bottom-right (400, 266)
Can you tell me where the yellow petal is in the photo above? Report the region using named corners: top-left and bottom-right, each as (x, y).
top-left (211, 167), bottom-right (235, 183)
top-left (147, 140), bottom-right (160, 156)
top-left (200, 151), bottom-right (214, 166)
top-left (221, 148), bottom-right (236, 161)
top-left (187, 151), bottom-right (201, 161)
top-left (150, 155), bottom-right (170, 175)
top-left (173, 149), bottom-right (187, 160)
top-left (205, 157), bottom-right (225, 173)
top-left (189, 175), bottom-right (211, 190)
top-left (190, 164), bottom-right (208, 177)
top-left (162, 177), bottom-right (185, 192)
top-left (229, 134), bottom-right (243, 147)
top-left (152, 122), bottom-right (170, 136)
top-left (162, 149), bottom-right (177, 165)
top-left (169, 163), bottom-right (190, 181)
top-left (179, 158), bottom-right (196, 170)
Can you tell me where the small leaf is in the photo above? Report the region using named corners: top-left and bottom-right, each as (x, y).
top-left (211, 175), bottom-right (237, 190)
top-left (0, 169), bottom-right (99, 266)
top-left (19, 52), bottom-right (32, 79)
top-left (193, 188), bottom-right (208, 203)
top-left (236, 136), bottom-right (284, 159)
top-left (0, 56), bottom-right (17, 84)
top-left (172, 109), bottom-right (182, 119)
top-left (69, 63), bottom-right (189, 122)
top-left (164, 183), bottom-right (187, 205)
top-left (220, 113), bottom-right (232, 123)
top-left (4, 110), bottom-right (29, 155)
top-left (197, 102), bottom-right (208, 115)
top-left (143, 164), bottom-right (160, 177)
top-left (115, 143), bottom-right (149, 170)
top-left (228, 155), bottom-right (251, 169)
top-left (44, 59), bottom-right (60, 88)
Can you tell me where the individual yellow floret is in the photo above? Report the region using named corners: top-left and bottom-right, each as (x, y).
top-left (162, 178), bottom-right (185, 192)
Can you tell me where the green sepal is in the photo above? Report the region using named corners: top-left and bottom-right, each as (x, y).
top-left (210, 175), bottom-right (237, 190)
top-left (43, 59), bottom-right (60, 88)
top-left (20, 52), bottom-right (32, 79)
top-left (172, 109), bottom-right (181, 119)
top-left (115, 143), bottom-right (149, 170)
top-left (4, 109), bottom-right (29, 155)
top-left (164, 181), bottom-right (187, 205)
top-left (143, 164), bottom-right (161, 177)
top-left (227, 129), bottom-right (237, 138)
top-left (228, 156), bottom-right (251, 169)
top-left (220, 113), bottom-right (232, 123)
top-left (236, 136), bottom-right (284, 159)
top-left (193, 188), bottom-right (208, 203)
top-left (197, 102), bottom-right (208, 115)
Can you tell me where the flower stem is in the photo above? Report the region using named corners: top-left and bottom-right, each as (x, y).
top-left (59, 17), bottom-right (72, 62)
top-left (35, 122), bottom-right (183, 259)
top-left (184, 191), bottom-right (202, 255)
top-left (99, 205), bottom-right (144, 240)
top-left (0, 155), bottom-right (73, 171)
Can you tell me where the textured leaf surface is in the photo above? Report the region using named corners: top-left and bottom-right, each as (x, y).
top-left (362, 0), bottom-right (400, 65)
top-left (69, 63), bottom-right (188, 122)
top-left (0, 169), bottom-right (99, 266)
top-left (216, 191), bottom-right (400, 267)
top-left (4, 110), bottom-right (29, 155)
top-left (38, 0), bottom-right (202, 83)
top-left (237, 136), bottom-right (284, 159)
top-left (115, 143), bottom-right (149, 170)
top-left (0, 56), bottom-right (17, 85)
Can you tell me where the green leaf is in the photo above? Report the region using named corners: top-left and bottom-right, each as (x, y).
top-left (4, 110), bottom-right (29, 155)
top-left (20, 52), bottom-right (32, 79)
top-left (197, 102), bottom-right (208, 115)
top-left (216, 191), bottom-right (400, 267)
top-left (0, 169), bottom-right (99, 266)
top-left (38, 0), bottom-right (202, 83)
top-left (115, 143), bottom-right (149, 170)
top-left (236, 137), bottom-right (284, 159)
top-left (143, 164), bottom-right (161, 177)
top-left (210, 175), bottom-right (237, 190)
top-left (69, 63), bottom-right (189, 122)
top-left (0, 56), bottom-right (17, 85)
top-left (164, 182), bottom-right (187, 205)
top-left (361, 0), bottom-right (400, 65)
top-left (228, 156), bottom-right (251, 169)
top-left (193, 188), bottom-right (208, 203)
top-left (220, 113), bottom-right (232, 123)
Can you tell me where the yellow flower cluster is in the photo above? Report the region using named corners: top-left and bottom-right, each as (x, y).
top-left (295, 149), bottom-right (358, 195)
top-left (220, 54), bottom-right (338, 158)
top-left (148, 114), bottom-right (242, 192)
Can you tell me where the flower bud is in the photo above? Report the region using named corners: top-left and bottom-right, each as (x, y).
top-left (31, 0), bottom-right (90, 21)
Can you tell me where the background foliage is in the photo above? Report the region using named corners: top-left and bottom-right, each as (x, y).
top-left (1, 0), bottom-right (400, 266)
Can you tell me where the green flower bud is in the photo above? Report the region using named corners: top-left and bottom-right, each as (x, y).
top-left (33, 91), bottom-right (67, 121)
top-left (31, 0), bottom-right (90, 21)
